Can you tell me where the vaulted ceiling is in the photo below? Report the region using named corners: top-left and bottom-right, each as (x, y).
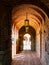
top-left (1, 0), bottom-right (49, 31)
top-left (12, 4), bottom-right (48, 31)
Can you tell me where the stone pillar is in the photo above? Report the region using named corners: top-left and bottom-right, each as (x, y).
top-left (40, 23), bottom-right (42, 59)
top-left (36, 31), bottom-right (40, 57)
top-left (40, 20), bottom-right (46, 64)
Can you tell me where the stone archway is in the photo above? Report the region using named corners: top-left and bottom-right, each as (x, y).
top-left (19, 26), bottom-right (36, 52)
top-left (11, 4), bottom-right (49, 65)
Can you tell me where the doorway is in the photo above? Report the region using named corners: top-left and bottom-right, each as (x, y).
top-left (23, 33), bottom-right (31, 50)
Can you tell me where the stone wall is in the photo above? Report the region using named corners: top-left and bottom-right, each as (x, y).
top-left (44, 18), bottom-right (49, 65)
top-left (45, 28), bottom-right (49, 65)
top-left (0, 3), bottom-right (12, 65)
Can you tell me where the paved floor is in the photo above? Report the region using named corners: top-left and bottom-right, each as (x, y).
top-left (11, 51), bottom-right (44, 65)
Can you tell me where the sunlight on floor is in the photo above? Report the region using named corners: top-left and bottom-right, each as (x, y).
top-left (11, 52), bottom-right (44, 65)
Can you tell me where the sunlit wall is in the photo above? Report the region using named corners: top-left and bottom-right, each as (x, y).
top-left (11, 26), bottom-right (18, 58)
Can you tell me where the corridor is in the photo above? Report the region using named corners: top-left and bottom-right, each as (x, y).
top-left (0, 0), bottom-right (49, 65)
top-left (11, 51), bottom-right (44, 65)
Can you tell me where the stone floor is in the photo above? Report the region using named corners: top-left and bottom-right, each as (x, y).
top-left (11, 51), bottom-right (45, 65)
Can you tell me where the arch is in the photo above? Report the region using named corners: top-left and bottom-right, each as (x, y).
top-left (12, 4), bottom-right (48, 33)
top-left (23, 33), bottom-right (31, 50)
top-left (11, 4), bottom-right (49, 64)
top-left (19, 26), bottom-right (36, 52)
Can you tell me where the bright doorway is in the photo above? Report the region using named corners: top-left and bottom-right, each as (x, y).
top-left (23, 33), bottom-right (31, 50)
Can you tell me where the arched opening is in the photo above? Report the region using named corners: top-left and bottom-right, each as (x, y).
top-left (12, 4), bottom-right (41, 59)
top-left (23, 33), bottom-right (31, 50)
top-left (11, 3), bottom-right (49, 65)
top-left (19, 26), bottom-right (36, 53)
